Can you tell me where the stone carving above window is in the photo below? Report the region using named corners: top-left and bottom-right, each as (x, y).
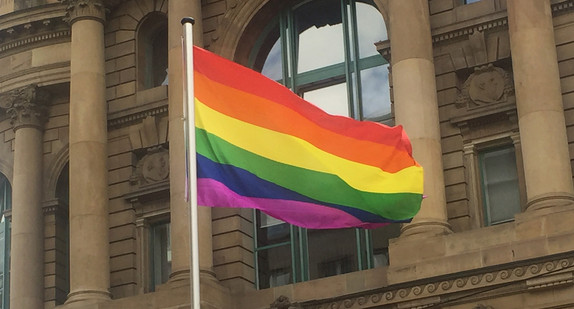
top-left (131, 146), bottom-right (169, 186)
top-left (456, 64), bottom-right (514, 110)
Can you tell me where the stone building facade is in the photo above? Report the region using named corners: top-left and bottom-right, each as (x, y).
top-left (1, 0), bottom-right (574, 308)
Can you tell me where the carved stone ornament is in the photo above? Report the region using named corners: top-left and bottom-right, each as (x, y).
top-left (456, 64), bottom-right (514, 110)
top-left (131, 146), bottom-right (169, 186)
top-left (270, 296), bottom-right (302, 309)
top-left (0, 84), bottom-right (50, 130)
top-left (60, 0), bottom-right (106, 24)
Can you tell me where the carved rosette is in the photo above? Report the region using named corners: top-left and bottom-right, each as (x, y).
top-left (60, 0), bottom-right (106, 24)
top-left (456, 64), bottom-right (514, 110)
top-left (0, 84), bottom-right (50, 131)
top-left (131, 147), bottom-right (170, 186)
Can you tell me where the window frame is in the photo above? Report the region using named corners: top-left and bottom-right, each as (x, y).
top-left (0, 174), bottom-right (11, 309)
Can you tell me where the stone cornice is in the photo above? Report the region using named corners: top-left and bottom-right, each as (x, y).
top-left (60, 0), bottom-right (106, 24)
top-left (108, 100), bottom-right (168, 129)
top-left (304, 253), bottom-right (574, 309)
top-left (0, 5), bottom-right (70, 56)
top-left (0, 84), bottom-right (50, 130)
top-left (377, 0), bottom-right (574, 60)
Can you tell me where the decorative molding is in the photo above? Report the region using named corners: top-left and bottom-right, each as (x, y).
top-left (0, 29), bottom-right (70, 54)
top-left (432, 17), bottom-right (507, 45)
top-left (0, 84), bottom-right (50, 130)
top-left (456, 64), bottom-right (514, 110)
top-left (108, 104), bottom-right (168, 129)
top-left (270, 296), bottom-right (303, 309)
top-left (305, 255), bottom-right (574, 309)
top-left (60, 0), bottom-right (106, 24)
top-left (552, 0), bottom-right (574, 15)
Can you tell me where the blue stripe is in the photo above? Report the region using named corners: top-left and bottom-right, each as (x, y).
top-left (197, 154), bottom-right (409, 224)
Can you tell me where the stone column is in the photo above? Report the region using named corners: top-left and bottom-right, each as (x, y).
top-left (389, 0), bottom-right (451, 236)
top-left (168, 0), bottom-right (215, 283)
top-left (63, 0), bottom-right (111, 303)
top-left (0, 85), bottom-right (48, 309)
top-left (507, 0), bottom-right (574, 212)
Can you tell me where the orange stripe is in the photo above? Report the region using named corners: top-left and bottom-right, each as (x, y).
top-left (195, 71), bottom-right (416, 173)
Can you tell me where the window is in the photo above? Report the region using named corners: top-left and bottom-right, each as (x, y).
top-left (250, 0), bottom-right (391, 121)
top-left (464, 0), bottom-right (481, 3)
top-left (0, 174), bottom-right (11, 309)
top-left (479, 146), bottom-right (521, 225)
top-left (137, 13), bottom-right (169, 90)
top-left (250, 0), bottom-right (397, 290)
top-left (149, 221), bottom-right (171, 291)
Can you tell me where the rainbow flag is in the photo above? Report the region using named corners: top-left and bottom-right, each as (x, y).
top-left (193, 46), bottom-right (423, 229)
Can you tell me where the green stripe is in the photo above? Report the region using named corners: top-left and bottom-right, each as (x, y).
top-left (197, 128), bottom-right (421, 220)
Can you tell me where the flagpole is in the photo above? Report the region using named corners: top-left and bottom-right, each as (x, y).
top-left (181, 17), bottom-right (201, 309)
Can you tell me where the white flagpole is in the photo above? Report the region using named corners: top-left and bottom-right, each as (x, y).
top-left (181, 17), bottom-right (201, 309)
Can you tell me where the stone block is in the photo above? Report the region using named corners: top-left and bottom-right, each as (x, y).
top-left (110, 224), bottom-right (136, 243)
top-left (480, 244), bottom-right (514, 267)
top-left (293, 274), bottom-right (347, 303)
top-left (557, 41), bottom-right (574, 62)
top-left (455, 0), bottom-right (496, 21)
top-left (543, 209), bottom-right (574, 236)
top-left (45, 115), bottom-right (68, 130)
top-left (511, 237), bottom-right (548, 260)
top-left (109, 207), bottom-right (135, 227)
top-left (110, 283), bottom-right (137, 300)
top-left (213, 246), bottom-right (254, 267)
top-left (442, 151), bottom-right (463, 169)
top-left (435, 72), bottom-right (458, 91)
top-left (116, 81), bottom-right (136, 98)
top-left (429, 0), bottom-right (454, 15)
top-left (119, 67), bottom-right (136, 83)
top-left (559, 58), bottom-right (574, 78)
top-left (445, 182), bottom-right (467, 202)
top-left (430, 10), bottom-right (455, 28)
top-left (115, 54), bottom-right (136, 71)
top-left (31, 43), bottom-right (71, 67)
top-left (212, 216), bottom-right (253, 236)
top-left (109, 181), bottom-right (131, 199)
top-left (436, 87), bottom-right (458, 107)
top-left (108, 166), bottom-right (132, 185)
top-left (109, 197), bottom-right (132, 214)
top-left (213, 261), bottom-right (255, 282)
top-left (203, 1), bottom-right (226, 19)
top-left (108, 152), bottom-right (134, 170)
top-left (441, 135), bottom-right (463, 153)
top-left (547, 232), bottom-right (574, 255)
top-left (136, 85), bottom-right (168, 105)
top-left (110, 252), bottom-right (136, 271)
top-left (48, 102), bottom-right (69, 118)
top-left (212, 230), bottom-right (253, 251)
top-left (108, 95), bottom-right (137, 113)
top-left (110, 238), bottom-right (136, 257)
top-left (110, 268), bottom-right (137, 286)
top-left (389, 235), bottom-right (447, 266)
top-left (109, 136), bottom-right (132, 156)
top-left (444, 166), bottom-right (465, 186)
top-left (449, 215), bottom-right (471, 232)
top-left (447, 200), bottom-right (470, 218)
top-left (560, 75), bottom-right (574, 94)
top-left (115, 30), bottom-right (136, 44)
top-left (554, 23), bottom-right (574, 46)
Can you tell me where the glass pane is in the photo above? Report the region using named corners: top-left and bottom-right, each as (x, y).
top-left (151, 222), bottom-right (171, 290)
top-left (303, 83), bottom-right (349, 117)
top-left (257, 245), bottom-right (292, 289)
top-left (480, 147), bottom-right (521, 225)
top-left (307, 229), bottom-right (357, 280)
top-left (360, 64), bottom-right (391, 120)
top-left (370, 224), bottom-right (400, 267)
top-left (356, 1), bottom-right (387, 58)
top-left (257, 211), bottom-right (290, 247)
top-left (295, 0), bottom-right (344, 73)
top-left (262, 38), bottom-right (283, 81)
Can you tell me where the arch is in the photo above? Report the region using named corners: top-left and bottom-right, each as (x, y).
top-left (212, 0), bottom-right (389, 63)
top-left (44, 143), bottom-right (69, 201)
top-left (136, 12), bottom-right (169, 90)
top-left (0, 157), bottom-right (13, 185)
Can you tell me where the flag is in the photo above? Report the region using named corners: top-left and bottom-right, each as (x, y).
top-left (193, 46), bottom-right (423, 229)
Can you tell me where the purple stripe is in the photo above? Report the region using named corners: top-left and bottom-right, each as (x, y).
top-left (198, 178), bottom-right (388, 229)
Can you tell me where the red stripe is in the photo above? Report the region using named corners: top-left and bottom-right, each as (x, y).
top-left (193, 46), bottom-right (413, 156)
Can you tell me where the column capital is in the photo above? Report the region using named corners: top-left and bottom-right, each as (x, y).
top-left (61, 0), bottom-right (106, 24)
top-left (0, 84), bottom-right (50, 131)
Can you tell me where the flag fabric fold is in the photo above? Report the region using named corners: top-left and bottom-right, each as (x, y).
top-left (193, 46), bottom-right (423, 229)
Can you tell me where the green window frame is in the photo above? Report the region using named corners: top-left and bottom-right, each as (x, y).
top-left (478, 146), bottom-right (522, 226)
top-left (149, 221), bottom-right (171, 291)
top-left (250, 0), bottom-right (397, 289)
top-left (0, 174), bottom-right (11, 309)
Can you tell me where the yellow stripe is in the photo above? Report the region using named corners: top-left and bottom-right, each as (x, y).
top-left (195, 98), bottom-right (423, 194)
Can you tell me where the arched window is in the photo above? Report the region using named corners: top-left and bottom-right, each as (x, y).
top-left (54, 163), bottom-right (69, 304)
top-left (250, 0), bottom-right (390, 121)
top-left (137, 13), bottom-right (169, 90)
top-left (0, 174), bottom-right (11, 308)
top-left (249, 0), bottom-right (399, 289)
